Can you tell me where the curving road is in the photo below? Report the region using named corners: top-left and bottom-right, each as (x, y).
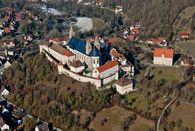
top-left (156, 98), bottom-right (176, 131)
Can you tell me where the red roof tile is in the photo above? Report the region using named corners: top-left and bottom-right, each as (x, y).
top-left (96, 61), bottom-right (118, 73)
top-left (116, 77), bottom-right (132, 86)
top-left (154, 48), bottom-right (174, 58)
top-left (70, 60), bottom-right (83, 68)
top-left (179, 32), bottom-right (190, 37)
top-left (64, 49), bottom-right (75, 57)
top-left (110, 49), bottom-right (126, 60)
top-left (3, 28), bottom-right (10, 33)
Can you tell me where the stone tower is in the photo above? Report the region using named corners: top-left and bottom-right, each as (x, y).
top-left (86, 39), bottom-right (92, 55)
top-left (69, 26), bottom-right (75, 39)
top-left (94, 36), bottom-right (100, 50)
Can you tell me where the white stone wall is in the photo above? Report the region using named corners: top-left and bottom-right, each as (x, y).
top-left (116, 83), bottom-right (133, 95)
top-left (70, 65), bottom-right (85, 73)
top-left (58, 65), bottom-right (101, 87)
top-left (153, 56), bottom-right (173, 66)
top-left (40, 45), bottom-right (75, 65)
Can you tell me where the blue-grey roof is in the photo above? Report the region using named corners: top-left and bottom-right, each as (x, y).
top-left (67, 37), bottom-right (100, 57)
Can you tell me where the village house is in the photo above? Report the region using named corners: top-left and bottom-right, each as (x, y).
top-left (178, 32), bottom-right (190, 40)
top-left (110, 48), bottom-right (126, 65)
top-left (181, 56), bottom-right (193, 66)
top-left (110, 48), bottom-right (134, 77)
top-left (0, 39), bottom-right (15, 48)
top-left (69, 60), bottom-right (85, 74)
top-left (93, 60), bottom-right (119, 79)
top-left (146, 37), bottom-right (167, 47)
top-left (153, 48), bottom-right (174, 66)
top-left (116, 77), bottom-right (133, 95)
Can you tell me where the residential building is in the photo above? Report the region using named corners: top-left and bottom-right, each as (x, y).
top-left (93, 60), bottom-right (118, 79)
top-left (0, 40), bottom-right (15, 48)
top-left (146, 37), bottom-right (167, 47)
top-left (120, 63), bottom-right (135, 77)
top-left (153, 48), bottom-right (174, 66)
top-left (179, 32), bottom-right (190, 40)
top-left (69, 60), bottom-right (85, 74)
top-left (116, 77), bottom-right (133, 95)
top-left (110, 48), bottom-right (126, 65)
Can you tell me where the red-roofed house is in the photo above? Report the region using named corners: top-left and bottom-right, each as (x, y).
top-left (93, 61), bottom-right (119, 79)
top-left (178, 32), bottom-right (190, 40)
top-left (153, 48), bottom-right (174, 66)
top-left (3, 28), bottom-right (11, 34)
top-left (116, 77), bottom-right (133, 95)
top-left (69, 60), bottom-right (85, 73)
top-left (110, 48), bottom-right (126, 65)
top-left (0, 39), bottom-right (15, 48)
top-left (146, 37), bottom-right (167, 47)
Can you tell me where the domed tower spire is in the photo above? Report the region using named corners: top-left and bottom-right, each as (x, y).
top-left (94, 36), bottom-right (100, 50)
top-left (69, 25), bottom-right (75, 39)
top-left (86, 39), bottom-right (92, 55)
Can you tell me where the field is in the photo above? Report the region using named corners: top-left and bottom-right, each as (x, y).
top-left (151, 66), bottom-right (183, 84)
top-left (89, 106), bottom-right (154, 131)
top-left (126, 92), bottom-right (166, 119)
top-left (167, 102), bottom-right (195, 130)
top-left (175, 40), bottom-right (195, 57)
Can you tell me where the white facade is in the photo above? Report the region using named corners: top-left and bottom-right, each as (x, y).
top-left (116, 83), bottom-right (133, 95)
top-left (93, 65), bottom-right (118, 79)
top-left (153, 55), bottom-right (173, 66)
top-left (67, 47), bottom-right (100, 68)
top-left (39, 45), bottom-right (75, 65)
top-left (70, 65), bottom-right (85, 73)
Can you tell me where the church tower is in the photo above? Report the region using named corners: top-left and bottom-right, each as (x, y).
top-left (94, 36), bottom-right (100, 50)
top-left (86, 39), bottom-right (92, 55)
top-left (69, 26), bottom-right (75, 39)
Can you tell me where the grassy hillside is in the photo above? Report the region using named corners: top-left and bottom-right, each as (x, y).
top-left (173, 6), bottom-right (195, 37)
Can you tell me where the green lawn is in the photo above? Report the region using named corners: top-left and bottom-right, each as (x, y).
top-left (151, 67), bottom-right (182, 84)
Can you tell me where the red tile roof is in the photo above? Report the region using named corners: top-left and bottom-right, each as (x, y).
top-left (64, 49), bottom-right (75, 57)
top-left (3, 28), bottom-right (10, 33)
top-left (96, 61), bottom-right (118, 73)
top-left (154, 48), bottom-right (174, 58)
top-left (116, 77), bottom-right (132, 86)
top-left (70, 60), bottom-right (83, 68)
top-left (179, 32), bottom-right (190, 37)
top-left (147, 37), bottom-right (165, 44)
top-left (110, 49), bottom-right (126, 60)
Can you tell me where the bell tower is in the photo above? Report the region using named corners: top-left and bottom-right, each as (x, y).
top-left (94, 36), bottom-right (100, 50)
top-left (69, 26), bottom-right (75, 39)
top-left (86, 39), bottom-right (92, 55)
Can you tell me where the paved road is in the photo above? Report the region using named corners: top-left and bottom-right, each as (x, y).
top-left (156, 98), bottom-right (176, 131)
